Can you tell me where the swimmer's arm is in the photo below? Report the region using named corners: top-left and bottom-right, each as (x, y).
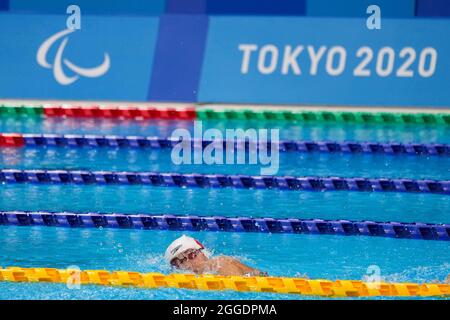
top-left (219, 256), bottom-right (268, 277)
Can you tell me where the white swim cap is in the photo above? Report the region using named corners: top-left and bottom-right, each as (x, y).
top-left (165, 235), bottom-right (205, 264)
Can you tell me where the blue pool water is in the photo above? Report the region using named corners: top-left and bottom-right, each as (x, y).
top-left (0, 117), bottom-right (449, 299)
top-left (1, 148), bottom-right (450, 179)
top-left (0, 226), bottom-right (449, 299)
top-left (0, 185), bottom-right (449, 224)
top-left (1, 118), bottom-right (449, 143)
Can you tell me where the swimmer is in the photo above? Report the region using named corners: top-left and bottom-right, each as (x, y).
top-left (165, 235), bottom-right (267, 277)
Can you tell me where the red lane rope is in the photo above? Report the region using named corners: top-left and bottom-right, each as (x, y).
top-left (43, 105), bottom-right (196, 120)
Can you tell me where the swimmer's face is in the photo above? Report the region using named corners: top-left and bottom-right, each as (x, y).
top-left (171, 249), bottom-right (208, 272)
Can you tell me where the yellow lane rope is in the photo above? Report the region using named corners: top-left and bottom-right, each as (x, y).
top-left (1, 266), bottom-right (449, 298)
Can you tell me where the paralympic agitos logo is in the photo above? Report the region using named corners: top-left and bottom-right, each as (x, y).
top-left (36, 29), bottom-right (110, 85)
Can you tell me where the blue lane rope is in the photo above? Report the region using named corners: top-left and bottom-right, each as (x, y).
top-left (1, 211), bottom-right (448, 241)
top-left (16, 133), bottom-right (450, 156)
top-left (0, 169), bottom-right (449, 194)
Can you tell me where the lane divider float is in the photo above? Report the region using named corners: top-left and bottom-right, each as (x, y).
top-left (1, 210), bottom-right (449, 241)
top-left (0, 105), bottom-right (195, 120)
top-left (0, 266), bottom-right (449, 297)
top-left (0, 133), bottom-right (448, 156)
top-left (1, 104), bottom-right (449, 125)
top-left (0, 169), bottom-right (448, 194)
top-left (196, 108), bottom-right (450, 126)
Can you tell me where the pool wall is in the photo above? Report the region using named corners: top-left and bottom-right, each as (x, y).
top-left (0, 9), bottom-right (449, 106)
